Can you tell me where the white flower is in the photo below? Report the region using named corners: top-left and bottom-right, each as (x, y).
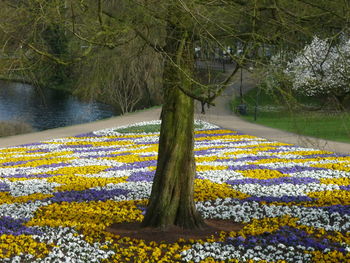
top-left (7, 179), bottom-right (60, 197)
top-left (285, 35), bottom-right (350, 97)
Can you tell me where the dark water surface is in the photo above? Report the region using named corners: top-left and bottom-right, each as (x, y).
top-left (0, 81), bottom-right (118, 131)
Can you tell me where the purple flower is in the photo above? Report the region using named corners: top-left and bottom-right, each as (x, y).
top-left (137, 205), bottom-right (147, 215)
top-left (317, 205), bottom-right (350, 216)
top-left (226, 177), bottom-right (319, 186)
top-left (194, 140), bottom-right (248, 146)
top-left (0, 182), bottom-right (9, 192)
top-left (228, 164), bottom-right (265, 171)
top-left (237, 236), bottom-right (245, 242)
top-left (0, 217), bottom-right (42, 235)
top-left (18, 142), bottom-right (45, 147)
top-left (61, 144), bottom-right (93, 149)
top-left (244, 196), bottom-right (314, 203)
top-left (233, 156), bottom-right (280, 162)
top-left (127, 171), bottom-right (155, 182)
top-left (2, 160), bottom-right (29, 166)
top-left (105, 138), bottom-right (134, 142)
top-left (83, 152), bottom-right (131, 158)
top-left (276, 166), bottom-right (327, 174)
top-left (340, 185), bottom-right (350, 191)
top-left (225, 226), bottom-right (345, 252)
top-left (1, 173), bottom-right (56, 179)
top-left (302, 153), bottom-right (346, 158)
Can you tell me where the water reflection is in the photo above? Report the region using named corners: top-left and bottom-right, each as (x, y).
top-left (0, 81), bottom-right (118, 131)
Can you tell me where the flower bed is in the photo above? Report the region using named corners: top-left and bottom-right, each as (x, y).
top-left (0, 120), bottom-right (350, 262)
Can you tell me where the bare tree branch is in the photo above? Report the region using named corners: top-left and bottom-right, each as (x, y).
top-left (133, 28), bottom-right (165, 53)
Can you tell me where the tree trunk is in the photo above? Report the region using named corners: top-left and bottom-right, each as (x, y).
top-left (141, 24), bottom-right (205, 230)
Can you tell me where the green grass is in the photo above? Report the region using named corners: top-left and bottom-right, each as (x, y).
top-left (242, 111), bottom-right (350, 143)
top-left (231, 86), bottom-right (322, 110)
top-left (116, 124), bottom-right (163, 134)
top-left (232, 87), bottom-right (350, 143)
top-left (116, 123), bottom-right (205, 134)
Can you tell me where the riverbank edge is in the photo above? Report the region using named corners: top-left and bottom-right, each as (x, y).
top-left (0, 107), bottom-right (162, 148)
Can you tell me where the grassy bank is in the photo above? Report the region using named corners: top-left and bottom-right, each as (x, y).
top-left (231, 87), bottom-right (350, 143)
top-left (0, 121), bottom-right (34, 137)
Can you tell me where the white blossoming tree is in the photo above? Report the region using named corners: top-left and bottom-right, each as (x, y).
top-left (285, 35), bottom-right (350, 108)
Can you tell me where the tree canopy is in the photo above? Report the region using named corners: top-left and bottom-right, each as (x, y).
top-left (0, 0), bottom-right (349, 229)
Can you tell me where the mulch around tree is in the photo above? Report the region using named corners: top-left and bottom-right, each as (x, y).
top-left (105, 220), bottom-right (245, 243)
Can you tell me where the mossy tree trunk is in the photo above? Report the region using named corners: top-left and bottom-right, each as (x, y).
top-left (141, 24), bottom-right (205, 230)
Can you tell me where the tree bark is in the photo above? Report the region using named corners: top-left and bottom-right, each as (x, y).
top-left (141, 24), bottom-right (205, 230)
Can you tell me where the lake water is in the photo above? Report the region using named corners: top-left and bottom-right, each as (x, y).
top-left (0, 81), bottom-right (118, 131)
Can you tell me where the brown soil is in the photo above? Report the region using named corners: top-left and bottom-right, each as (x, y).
top-left (105, 219), bottom-right (244, 243)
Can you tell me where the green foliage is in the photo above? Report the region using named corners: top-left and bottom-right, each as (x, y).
top-left (0, 1), bottom-right (76, 90)
top-left (41, 24), bottom-right (72, 88)
top-left (42, 24), bottom-right (69, 57)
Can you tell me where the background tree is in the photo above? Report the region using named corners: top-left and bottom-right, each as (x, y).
top-left (0, 0), bottom-right (348, 230)
top-left (284, 35), bottom-right (350, 109)
top-left (73, 41), bottom-right (163, 114)
top-left (0, 0), bottom-right (163, 110)
top-left (0, 1), bottom-right (75, 89)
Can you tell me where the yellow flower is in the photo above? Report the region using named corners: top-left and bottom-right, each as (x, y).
top-left (47, 174), bottom-right (126, 192)
top-left (239, 169), bottom-right (285, 179)
top-left (320, 177), bottom-right (350, 186)
top-left (0, 192), bottom-right (53, 205)
top-left (0, 235), bottom-right (52, 259)
top-left (196, 165), bottom-right (228, 172)
top-left (308, 190), bottom-right (350, 206)
top-left (312, 163), bottom-right (350, 172)
top-left (194, 179), bottom-right (249, 201)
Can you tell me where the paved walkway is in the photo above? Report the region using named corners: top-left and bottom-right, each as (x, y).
top-left (195, 70), bottom-right (350, 155)
top-left (0, 71), bottom-right (349, 155)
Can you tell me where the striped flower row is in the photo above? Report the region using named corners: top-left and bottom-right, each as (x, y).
top-left (0, 120), bottom-right (349, 262)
